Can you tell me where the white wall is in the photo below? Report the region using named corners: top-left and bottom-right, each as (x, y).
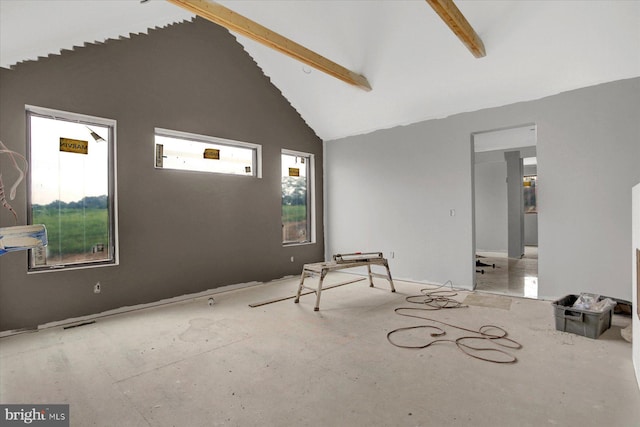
top-left (524, 214), bottom-right (538, 246)
top-left (324, 121), bottom-right (473, 286)
top-left (475, 160), bottom-right (507, 252)
top-left (475, 157), bottom-right (538, 252)
top-left (474, 149), bottom-right (538, 252)
top-left (325, 78), bottom-right (640, 300)
top-left (632, 182), bottom-right (640, 390)
top-left (505, 151), bottom-right (525, 258)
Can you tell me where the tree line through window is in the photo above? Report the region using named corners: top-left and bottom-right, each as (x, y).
top-left (281, 152), bottom-right (312, 245)
top-left (27, 107), bottom-right (116, 270)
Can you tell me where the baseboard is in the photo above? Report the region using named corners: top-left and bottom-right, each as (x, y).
top-left (0, 278), bottom-right (292, 337)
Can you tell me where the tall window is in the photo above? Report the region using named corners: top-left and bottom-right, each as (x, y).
top-left (27, 106), bottom-right (117, 270)
top-left (282, 150), bottom-right (314, 245)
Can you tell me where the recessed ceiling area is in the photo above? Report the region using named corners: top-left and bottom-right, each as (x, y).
top-left (1, 1), bottom-right (639, 141)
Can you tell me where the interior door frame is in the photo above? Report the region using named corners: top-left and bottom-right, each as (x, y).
top-left (470, 123), bottom-right (538, 292)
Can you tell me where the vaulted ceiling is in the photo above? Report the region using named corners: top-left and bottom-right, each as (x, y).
top-left (1, 0), bottom-right (639, 141)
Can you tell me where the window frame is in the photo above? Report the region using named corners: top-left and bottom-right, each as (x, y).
top-left (26, 105), bottom-right (119, 272)
top-left (281, 149), bottom-right (315, 246)
top-left (523, 174), bottom-right (537, 214)
top-left (154, 128), bottom-right (262, 178)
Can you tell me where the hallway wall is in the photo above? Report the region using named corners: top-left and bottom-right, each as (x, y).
top-left (474, 160), bottom-right (507, 253)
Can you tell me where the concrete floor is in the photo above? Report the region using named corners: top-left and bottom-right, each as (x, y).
top-left (1, 273), bottom-right (638, 426)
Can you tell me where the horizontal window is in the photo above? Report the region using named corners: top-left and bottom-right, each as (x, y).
top-left (154, 128), bottom-right (261, 178)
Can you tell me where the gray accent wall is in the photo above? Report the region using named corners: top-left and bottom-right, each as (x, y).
top-left (0, 18), bottom-right (324, 331)
top-left (325, 78), bottom-right (640, 301)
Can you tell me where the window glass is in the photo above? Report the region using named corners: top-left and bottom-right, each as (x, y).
top-left (524, 175), bottom-right (537, 213)
top-left (282, 151), bottom-right (312, 244)
top-left (155, 129), bottom-right (259, 177)
top-left (28, 108), bottom-right (116, 270)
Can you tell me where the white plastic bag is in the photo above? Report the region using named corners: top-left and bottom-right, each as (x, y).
top-left (572, 293), bottom-right (600, 310)
top-left (572, 293), bottom-right (616, 312)
top-left (591, 298), bottom-right (617, 312)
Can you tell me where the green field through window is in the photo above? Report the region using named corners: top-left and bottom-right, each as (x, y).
top-left (28, 108), bottom-right (115, 269)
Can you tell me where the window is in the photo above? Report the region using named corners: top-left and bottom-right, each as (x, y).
top-left (27, 106), bottom-right (117, 270)
top-left (154, 128), bottom-right (261, 177)
top-left (523, 175), bottom-right (537, 213)
top-left (282, 150), bottom-right (314, 245)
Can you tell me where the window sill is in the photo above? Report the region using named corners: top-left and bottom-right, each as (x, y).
top-left (283, 241), bottom-right (316, 248)
top-left (27, 260), bottom-right (118, 274)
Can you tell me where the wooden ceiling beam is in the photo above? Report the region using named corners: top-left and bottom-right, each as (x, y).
top-left (166, 0), bottom-right (372, 91)
top-left (426, 0), bottom-right (486, 58)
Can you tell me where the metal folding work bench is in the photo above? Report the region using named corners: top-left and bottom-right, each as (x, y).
top-left (293, 252), bottom-right (396, 311)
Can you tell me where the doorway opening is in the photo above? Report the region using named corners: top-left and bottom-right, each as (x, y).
top-left (472, 124), bottom-right (539, 298)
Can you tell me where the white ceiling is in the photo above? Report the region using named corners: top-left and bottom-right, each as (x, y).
top-left (1, 0), bottom-right (639, 141)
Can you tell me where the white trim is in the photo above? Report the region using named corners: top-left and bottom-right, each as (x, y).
top-left (26, 260), bottom-right (119, 274)
top-left (111, 120), bottom-right (120, 267)
top-left (281, 148), bottom-right (314, 159)
top-left (25, 106), bottom-right (119, 272)
top-left (26, 105), bottom-right (116, 127)
top-left (282, 149), bottom-right (316, 245)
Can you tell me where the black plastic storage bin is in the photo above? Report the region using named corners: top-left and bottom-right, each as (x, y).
top-left (552, 294), bottom-right (613, 339)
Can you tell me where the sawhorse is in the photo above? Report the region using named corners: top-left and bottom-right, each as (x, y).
top-left (293, 252), bottom-right (396, 311)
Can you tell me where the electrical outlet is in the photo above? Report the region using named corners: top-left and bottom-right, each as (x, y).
top-left (290, 256), bottom-right (295, 262)
top-left (94, 282), bottom-right (101, 294)
top-left (390, 251), bottom-right (395, 259)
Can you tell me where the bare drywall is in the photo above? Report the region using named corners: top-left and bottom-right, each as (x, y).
top-left (325, 78), bottom-right (640, 300)
top-left (0, 18), bottom-right (324, 331)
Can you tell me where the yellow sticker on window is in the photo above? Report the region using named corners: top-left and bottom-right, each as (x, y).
top-left (203, 148), bottom-right (220, 160)
top-left (59, 138), bottom-right (88, 154)
top-left (288, 167), bottom-right (300, 177)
